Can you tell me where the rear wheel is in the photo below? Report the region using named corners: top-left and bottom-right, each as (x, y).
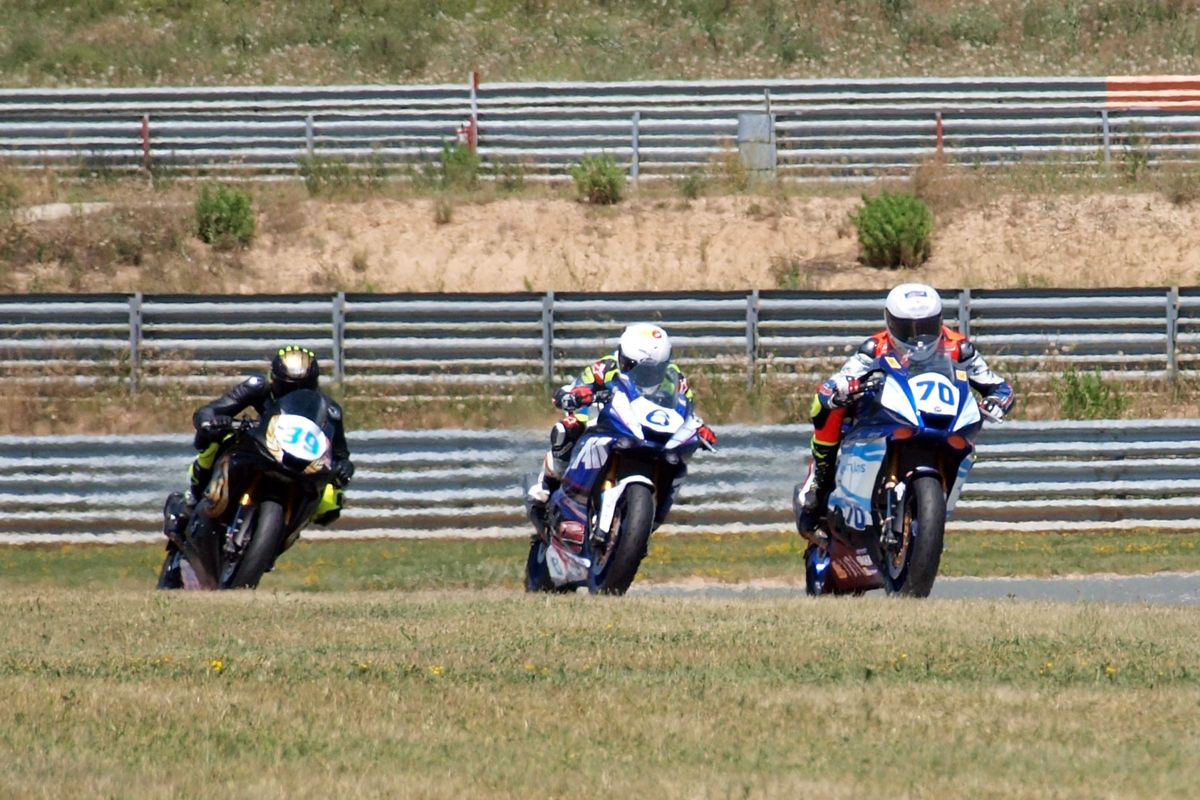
top-left (226, 501), bottom-right (287, 589)
top-left (595, 484), bottom-right (654, 595)
top-left (524, 539), bottom-right (556, 593)
top-left (885, 475), bottom-right (946, 598)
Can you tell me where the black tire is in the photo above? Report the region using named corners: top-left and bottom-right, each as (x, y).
top-left (596, 483), bottom-right (654, 595)
top-left (226, 501), bottom-right (287, 589)
top-left (156, 548), bottom-right (183, 590)
top-left (900, 475), bottom-right (946, 598)
top-left (524, 539), bottom-right (556, 593)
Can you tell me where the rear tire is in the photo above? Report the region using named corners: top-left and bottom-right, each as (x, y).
top-left (226, 501), bottom-right (287, 589)
top-left (524, 539), bottom-right (556, 593)
top-left (596, 483), bottom-right (654, 595)
top-left (899, 475), bottom-right (946, 598)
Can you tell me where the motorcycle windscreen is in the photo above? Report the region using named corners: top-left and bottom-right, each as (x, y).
top-left (274, 389), bottom-right (336, 441)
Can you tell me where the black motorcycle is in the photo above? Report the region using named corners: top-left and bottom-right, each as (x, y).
top-left (158, 389), bottom-right (337, 590)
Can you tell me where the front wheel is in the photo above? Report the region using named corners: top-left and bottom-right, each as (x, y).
top-left (594, 483), bottom-right (654, 595)
top-left (524, 539), bottom-right (556, 593)
top-left (226, 501), bottom-right (287, 589)
top-left (884, 475), bottom-right (946, 598)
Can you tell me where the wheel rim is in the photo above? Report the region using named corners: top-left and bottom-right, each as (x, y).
top-left (886, 511), bottom-right (915, 581)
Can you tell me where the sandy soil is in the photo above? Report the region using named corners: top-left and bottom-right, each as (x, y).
top-left (235, 192), bottom-right (1200, 294)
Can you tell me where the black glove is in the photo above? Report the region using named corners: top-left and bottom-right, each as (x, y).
top-left (331, 459), bottom-right (355, 488)
top-left (199, 415), bottom-right (233, 435)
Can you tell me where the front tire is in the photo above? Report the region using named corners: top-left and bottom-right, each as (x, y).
top-left (595, 483), bottom-right (654, 595)
top-left (892, 475), bottom-right (946, 598)
top-left (226, 501), bottom-right (287, 589)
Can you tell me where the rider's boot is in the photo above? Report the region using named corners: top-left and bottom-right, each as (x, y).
top-left (525, 465), bottom-right (559, 543)
top-left (794, 440), bottom-right (838, 547)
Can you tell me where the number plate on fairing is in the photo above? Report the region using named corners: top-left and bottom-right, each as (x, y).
top-left (911, 373), bottom-right (961, 416)
top-left (270, 414), bottom-right (330, 462)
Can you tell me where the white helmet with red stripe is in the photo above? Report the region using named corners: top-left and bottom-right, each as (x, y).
top-left (618, 323), bottom-right (671, 390)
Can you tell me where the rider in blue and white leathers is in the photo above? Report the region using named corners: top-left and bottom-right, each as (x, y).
top-left (524, 323), bottom-right (717, 543)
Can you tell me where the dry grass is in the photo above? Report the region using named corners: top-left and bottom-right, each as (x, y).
top-left (1, 586), bottom-right (1198, 798)
top-left (1, 0), bottom-right (1198, 86)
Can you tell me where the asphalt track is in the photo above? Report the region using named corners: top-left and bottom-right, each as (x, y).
top-left (633, 573), bottom-right (1200, 605)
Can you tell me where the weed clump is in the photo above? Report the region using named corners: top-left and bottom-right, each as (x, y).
top-left (440, 142), bottom-right (480, 190)
top-left (196, 183), bottom-right (255, 248)
top-left (849, 191), bottom-right (933, 268)
top-left (570, 153), bottom-right (625, 205)
top-left (1056, 368), bottom-right (1129, 419)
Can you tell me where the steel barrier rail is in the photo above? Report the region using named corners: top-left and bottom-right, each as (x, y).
top-left (3, 76), bottom-right (1200, 179)
top-left (0, 288), bottom-right (1193, 389)
top-left (2, 419), bottom-right (1200, 544)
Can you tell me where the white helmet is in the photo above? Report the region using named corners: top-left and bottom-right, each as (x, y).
top-left (885, 283), bottom-right (943, 354)
top-left (617, 323), bottom-right (672, 390)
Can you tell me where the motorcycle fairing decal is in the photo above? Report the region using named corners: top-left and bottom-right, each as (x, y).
top-left (952, 396), bottom-right (982, 431)
top-left (880, 376), bottom-right (920, 426)
top-left (573, 436), bottom-right (612, 470)
top-left (631, 396), bottom-right (684, 434)
top-left (829, 438), bottom-right (885, 531)
top-left (205, 455), bottom-right (232, 517)
top-left (609, 386), bottom-right (648, 438)
top-left (546, 539), bottom-right (590, 585)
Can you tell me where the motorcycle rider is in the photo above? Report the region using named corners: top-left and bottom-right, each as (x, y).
top-left (794, 282), bottom-right (1014, 543)
top-left (524, 323), bottom-right (717, 537)
top-left (162, 345), bottom-right (355, 553)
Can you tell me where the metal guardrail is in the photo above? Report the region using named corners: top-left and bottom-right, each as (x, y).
top-left (2, 76), bottom-right (1200, 179)
top-left (1, 288), bottom-right (1196, 390)
top-left (3, 419), bottom-right (1199, 544)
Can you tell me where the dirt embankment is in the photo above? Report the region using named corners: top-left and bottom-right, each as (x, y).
top-left (6, 190), bottom-right (1200, 294)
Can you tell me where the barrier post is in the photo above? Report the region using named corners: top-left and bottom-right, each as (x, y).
top-left (542, 291), bottom-right (555, 386)
top-left (1167, 286), bottom-right (1179, 380)
top-left (140, 114), bottom-right (150, 171)
top-left (128, 292), bottom-right (142, 393)
top-left (468, 70), bottom-right (480, 153)
top-left (746, 289), bottom-right (760, 389)
top-left (1101, 109), bottom-right (1111, 165)
top-left (958, 288), bottom-right (971, 339)
top-left (631, 112), bottom-right (640, 184)
top-left (332, 291), bottom-right (346, 383)
top-left (935, 111), bottom-right (944, 158)
top-left (306, 114), bottom-right (315, 157)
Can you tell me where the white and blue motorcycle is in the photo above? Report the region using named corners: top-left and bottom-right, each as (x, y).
top-left (525, 373), bottom-right (714, 595)
top-left (803, 343), bottom-right (993, 597)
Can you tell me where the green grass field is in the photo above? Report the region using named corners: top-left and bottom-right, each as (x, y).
top-left (4, 532), bottom-right (1200, 798)
top-left (4, 530), bottom-right (1200, 592)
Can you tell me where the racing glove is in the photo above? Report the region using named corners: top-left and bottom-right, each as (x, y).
top-left (980, 396), bottom-right (1007, 422)
top-left (199, 415), bottom-right (234, 435)
top-left (558, 385), bottom-right (595, 412)
top-left (827, 375), bottom-right (861, 408)
top-left (331, 459), bottom-right (356, 488)
top-left (697, 424), bottom-right (718, 448)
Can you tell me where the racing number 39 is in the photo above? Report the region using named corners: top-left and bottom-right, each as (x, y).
top-left (280, 426), bottom-right (320, 456)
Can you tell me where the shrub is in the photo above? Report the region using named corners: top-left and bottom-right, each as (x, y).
top-left (1056, 368), bottom-right (1130, 419)
top-left (440, 141), bottom-right (480, 189)
top-left (677, 170), bottom-right (706, 200)
top-left (195, 184), bottom-right (255, 248)
top-left (849, 191), bottom-right (933, 268)
top-left (299, 155), bottom-right (355, 196)
top-left (569, 153), bottom-right (625, 204)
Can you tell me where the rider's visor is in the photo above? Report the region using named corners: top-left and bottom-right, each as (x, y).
top-left (887, 310), bottom-right (942, 348)
top-left (628, 360), bottom-right (669, 394)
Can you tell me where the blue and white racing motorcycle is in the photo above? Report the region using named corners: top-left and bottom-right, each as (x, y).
top-left (803, 343), bottom-right (993, 598)
top-left (525, 373), bottom-right (714, 595)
